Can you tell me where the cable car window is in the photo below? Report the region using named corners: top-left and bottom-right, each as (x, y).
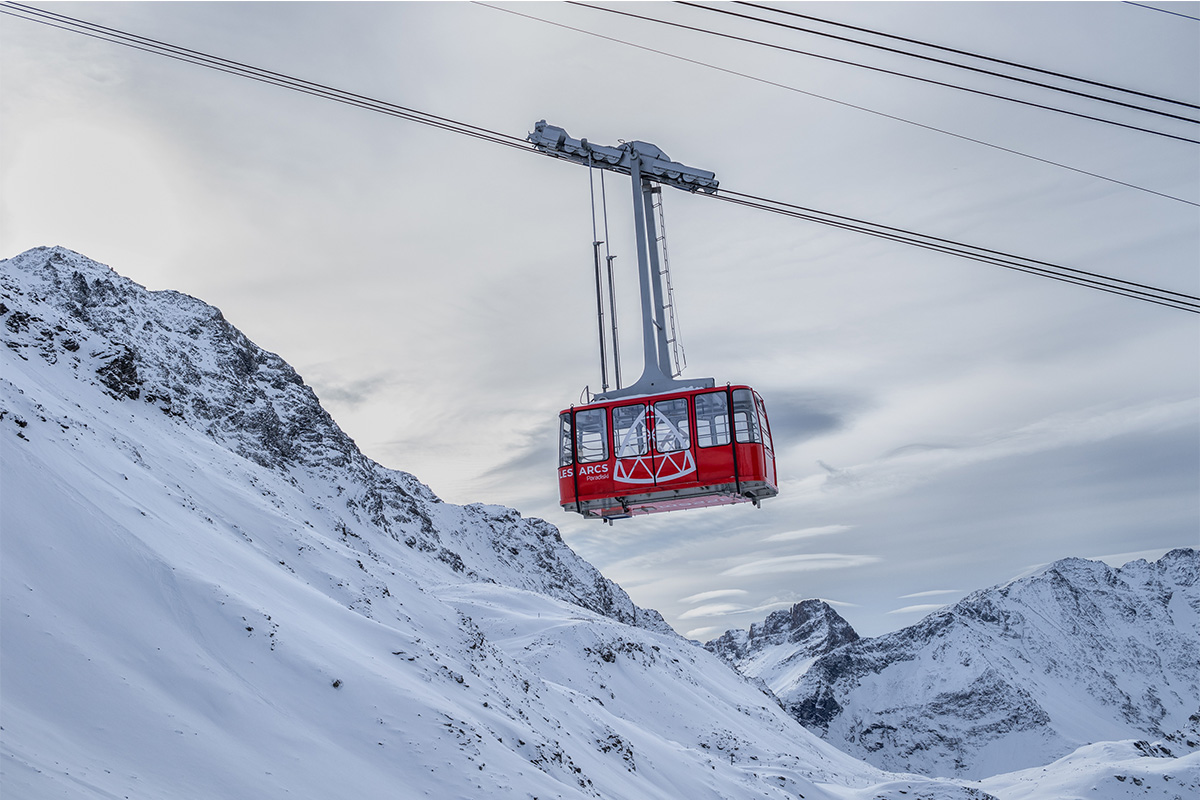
top-left (654, 398), bottom-right (691, 453)
top-left (756, 394), bottom-right (774, 452)
top-left (574, 407), bottom-right (609, 464)
top-left (733, 389), bottom-right (761, 444)
top-left (613, 404), bottom-right (649, 458)
top-left (559, 412), bottom-right (573, 467)
top-left (695, 391), bottom-right (731, 447)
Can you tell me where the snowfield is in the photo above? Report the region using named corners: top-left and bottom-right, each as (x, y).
top-left (2, 246), bottom-right (1196, 799)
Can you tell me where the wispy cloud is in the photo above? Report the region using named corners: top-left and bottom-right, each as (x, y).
top-left (679, 589), bottom-right (749, 604)
top-left (306, 371), bottom-right (393, 409)
top-left (741, 600), bottom-right (799, 616)
top-left (1085, 548), bottom-right (1185, 569)
top-left (720, 553), bottom-right (881, 577)
top-left (800, 399), bottom-right (1198, 509)
top-left (819, 598), bottom-right (862, 609)
top-left (899, 589), bottom-right (961, 599)
top-left (887, 603), bottom-right (947, 616)
top-left (763, 524), bottom-right (852, 543)
top-left (677, 602), bottom-right (747, 620)
top-left (684, 626), bottom-right (721, 640)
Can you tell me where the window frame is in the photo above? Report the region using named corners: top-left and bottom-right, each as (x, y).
top-left (559, 412), bottom-right (574, 467)
top-left (612, 403), bottom-right (650, 459)
top-left (573, 407), bottom-right (610, 464)
top-left (733, 388), bottom-right (761, 444)
top-left (694, 391), bottom-right (731, 449)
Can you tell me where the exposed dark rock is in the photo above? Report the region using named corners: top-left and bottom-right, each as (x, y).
top-left (706, 599), bottom-right (859, 664)
top-left (0, 245), bottom-right (669, 635)
top-left (777, 549), bottom-right (1200, 779)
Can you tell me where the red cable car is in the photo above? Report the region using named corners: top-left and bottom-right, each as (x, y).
top-left (530, 121), bottom-right (780, 523)
top-left (558, 385), bottom-right (777, 521)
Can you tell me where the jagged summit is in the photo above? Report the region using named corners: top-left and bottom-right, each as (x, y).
top-left (705, 600), bottom-right (859, 690)
top-left (1, 246), bottom-right (668, 630)
top-left (783, 549), bottom-right (1200, 779)
top-left (4, 245), bottom-right (361, 472)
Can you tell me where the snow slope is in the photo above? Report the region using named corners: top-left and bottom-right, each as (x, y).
top-left (781, 550), bottom-right (1200, 780)
top-left (705, 599), bottom-right (860, 693)
top-left (3, 246), bottom-right (1196, 799)
top-left (0, 246), bottom-right (885, 799)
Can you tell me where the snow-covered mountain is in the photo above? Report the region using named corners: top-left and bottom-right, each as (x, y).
top-left (3, 246), bottom-right (1197, 799)
top-left (0, 246), bottom-right (926, 799)
top-left (744, 550), bottom-right (1200, 780)
top-left (704, 599), bottom-right (859, 691)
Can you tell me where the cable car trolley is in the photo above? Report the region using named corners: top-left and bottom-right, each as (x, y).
top-left (530, 121), bottom-right (778, 522)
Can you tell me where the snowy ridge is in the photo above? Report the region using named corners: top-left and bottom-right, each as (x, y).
top-left (3, 246), bottom-right (1197, 799)
top-left (0, 246), bottom-right (667, 632)
top-left (781, 550), bottom-right (1200, 779)
top-left (0, 246), bottom-right (881, 799)
top-left (705, 599), bottom-right (860, 691)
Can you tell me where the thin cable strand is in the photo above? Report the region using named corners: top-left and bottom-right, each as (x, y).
top-left (709, 192), bottom-right (1198, 312)
top-left (733, 1), bottom-right (1200, 110)
top-left (474, 2), bottom-right (1197, 205)
top-left (1, 3), bottom-right (531, 151)
top-left (2, 2), bottom-right (1193, 313)
top-left (1123, 2), bottom-right (1200, 23)
top-left (662, 1), bottom-right (1200, 124)
top-left (720, 189), bottom-right (1198, 300)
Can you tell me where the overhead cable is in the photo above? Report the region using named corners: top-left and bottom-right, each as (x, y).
top-left (2, 2), bottom-right (1195, 313)
top-left (730, 1), bottom-right (1200, 110)
top-left (0, 2), bottom-right (530, 155)
top-left (569, 1), bottom-right (1198, 141)
top-left (708, 189), bottom-right (1199, 313)
top-left (677, 2), bottom-right (1198, 123)
top-left (1123, 2), bottom-right (1200, 22)
top-left (479, 2), bottom-right (1197, 206)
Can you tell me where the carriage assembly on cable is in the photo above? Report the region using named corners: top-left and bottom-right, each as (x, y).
top-left (529, 121), bottom-right (778, 523)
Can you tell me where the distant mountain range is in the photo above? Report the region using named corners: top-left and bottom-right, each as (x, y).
top-left (2, 246), bottom-right (1196, 799)
top-left (707, 550), bottom-right (1199, 780)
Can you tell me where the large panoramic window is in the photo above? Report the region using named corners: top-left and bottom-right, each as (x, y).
top-left (733, 389), bottom-right (761, 444)
top-left (613, 404), bottom-right (649, 458)
top-left (653, 398), bottom-right (691, 453)
top-left (695, 392), bottom-right (731, 448)
top-left (574, 407), bottom-right (609, 464)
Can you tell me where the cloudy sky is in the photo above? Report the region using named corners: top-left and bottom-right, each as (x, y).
top-left (3, 1), bottom-right (1197, 639)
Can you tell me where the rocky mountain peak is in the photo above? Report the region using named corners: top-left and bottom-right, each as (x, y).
top-left (3, 245), bottom-right (365, 478)
top-left (780, 549), bottom-right (1200, 779)
top-left (705, 599), bottom-right (859, 664)
top-left (0, 246), bottom-right (670, 634)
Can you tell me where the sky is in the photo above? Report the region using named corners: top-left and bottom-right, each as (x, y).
top-left (2, 0), bottom-right (1197, 639)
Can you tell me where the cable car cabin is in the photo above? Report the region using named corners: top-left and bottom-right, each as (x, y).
top-left (558, 385), bottom-right (777, 521)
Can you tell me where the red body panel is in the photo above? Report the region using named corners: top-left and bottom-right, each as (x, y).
top-left (558, 385), bottom-right (778, 520)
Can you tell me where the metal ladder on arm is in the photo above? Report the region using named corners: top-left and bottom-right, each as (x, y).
top-left (650, 186), bottom-right (686, 379)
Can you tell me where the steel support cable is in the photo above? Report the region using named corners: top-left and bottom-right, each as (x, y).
top-left (3, 2), bottom-right (1193, 313)
top-left (478, 2), bottom-right (1197, 206)
top-left (1124, 2), bottom-right (1200, 24)
top-left (713, 193), bottom-right (1197, 312)
top-left (0, 3), bottom-right (532, 154)
top-left (0, 18), bottom-right (525, 155)
top-left (721, 188), bottom-right (1200, 300)
top-left (709, 190), bottom-right (1200, 312)
top-left (719, 186), bottom-right (1200, 303)
top-left (681, 1), bottom-right (1199, 122)
top-left (730, 1), bottom-right (1200, 111)
top-left (571, 1), bottom-right (1200, 140)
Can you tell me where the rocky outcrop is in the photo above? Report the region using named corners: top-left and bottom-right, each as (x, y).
top-left (781, 550), bottom-right (1200, 779)
top-left (705, 599), bottom-right (859, 680)
top-left (0, 246), bottom-right (670, 634)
